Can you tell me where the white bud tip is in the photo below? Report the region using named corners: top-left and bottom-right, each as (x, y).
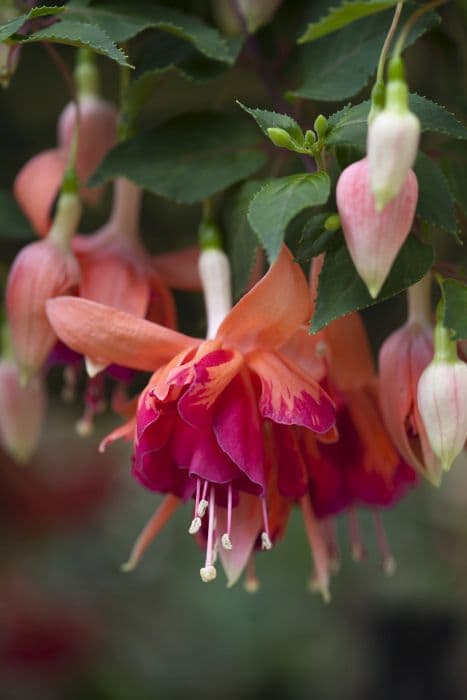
top-left (244, 577), bottom-right (260, 594)
top-left (383, 555), bottom-right (397, 577)
top-left (221, 533), bottom-right (233, 550)
top-left (200, 565), bottom-right (217, 583)
top-left (261, 532), bottom-right (272, 551)
top-left (367, 282), bottom-right (383, 300)
top-left (197, 499), bottom-right (208, 517)
top-left (188, 517), bottom-right (202, 535)
top-left (75, 418), bottom-right (94, 437)
top-left (85, 356), bottom-right (106, 378)
top-left (308, 575), bottom-right (331, 603)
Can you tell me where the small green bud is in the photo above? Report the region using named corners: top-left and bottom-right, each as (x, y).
top-left (324, 214), bottom-right (341, 232)
top-left (198, 219), bottom-right (223, 251)
top-left (368, 80), bottom-right (385, 124)
top-left (304, 130), bottom-right (316, 147)
top-left (267, 127), bottom-right (293, 149)
top-left (388, 56), bottom-right (405, 83)
top-left (314, 114), bottom-right (328, 140)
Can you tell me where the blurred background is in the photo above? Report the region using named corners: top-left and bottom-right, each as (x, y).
top-left (1, 1), bottom-right (467, 698)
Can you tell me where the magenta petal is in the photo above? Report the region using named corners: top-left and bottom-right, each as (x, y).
top-left (248, 351), bottom-right (335, 434)
top-left (177, 349), bottom-right (242, 428)
top-left (213, 372), bottom-right (266, 494)
top-left (189, 433), bottom-right (241, 484)
top-left (271, 424), bottom-right (308, 499)
top-left (132, 447), bottom-right (195, 501)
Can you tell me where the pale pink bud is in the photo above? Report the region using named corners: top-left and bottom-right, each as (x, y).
top-left (336, 157), bottom-right (418, 298)
top-left (0, 361), bottom-right (46, 463)
top-left (417, 347), bottom-right (467, 473)
top-left (367, 80), bottom-right (420, 211)
top-left (6, 194), bottom-right (81, 379)
top-left (212, 0), bottom-right (282, 35)
top-left (198, 248), bottom-right (232, 338)
top-left (58, 95), bottom-right (118, 202)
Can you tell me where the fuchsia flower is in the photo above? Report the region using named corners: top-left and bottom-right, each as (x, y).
top-left (336, 157), bottom-right (418, 299)
top-left (6, 191), bottom-right (81, 380)
top-left (378, 276), bottom-right (441, 484)
top-left (14, 95), bottom-right (117, 237)
top-left (0, 360), bottom-right (46, 464)
top-left (417, 323), bottom-right (467, 473)
top-left (46, 246), bottom-right (336, 584)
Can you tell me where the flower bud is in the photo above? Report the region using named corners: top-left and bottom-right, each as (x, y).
top-left (0, 361), bottom-right (46, 463)
top-left (198, 248), bottom-right (232, 339)
top-left (417, 325), bottom-right (467, 472)
top-left (6, 193), bottom-right (81, 380)
top-left (212, 0), bottom-right (282, 35)
top-left (336, 157), bottom-right (418, 298)
top-left (367, 77), bottom-right (420, 211)
top-left (267, 127), bottom-right (293, 149)
top-left (58, 95), bottom-right (118, 202)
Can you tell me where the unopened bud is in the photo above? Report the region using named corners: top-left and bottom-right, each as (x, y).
top-left (267, 127), bottom-right (293, 149)
top-left (314, 114), bottom-right (328, 140)
top-left (212, 0), bottom-right (282, 35)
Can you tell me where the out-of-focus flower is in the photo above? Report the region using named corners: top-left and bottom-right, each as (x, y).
top-left (47, 246), bottom-right (336, 585)
top-left (418, 322), bottom-right (467, 473)
top-left (336, 157), bottom-right (418, 298)
top-left (6, 190), bottom-right (81, 380)
top-left (379, 276), bottom-right (441, 484)
top-left (212, 0), bottom-right (282, 35)
top-left (0, 360), bottom-right (46, 464)
top-left (367, 58), bottom-right (420, 210)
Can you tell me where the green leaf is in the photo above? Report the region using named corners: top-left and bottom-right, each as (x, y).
top-left (237, 103), bottom-right (304, 142)
top-left (21, 19), bottom-right (130, 66)
top-left (247, 172), bottom-right (331, 262)
top-left (296, 213), bottom-right (339, 261)
top-left (442, 279), bottom-right (467, 340)
top-left (0, 190), bottom-right (34, 241)
top-left (90, 113), bottom-right (267, 204)
top-left (441, 158), bottom-right (467, 216)
top-left (290, 8), bottom-right (439, 102)
top-left (414, 152), bottom-right (458, 237)
top-left (311, 235), bottom-right (434, 332)
top-left (326, 94), bottom-right (467, 148)
top-left (222, 180), bottom-right (266, 300)
top-left (298, 0), bottom-right (398, 43)
top-left (66, 0), bottom-right (235, 63)
top-left (0, 5), bottom-right (65, 42)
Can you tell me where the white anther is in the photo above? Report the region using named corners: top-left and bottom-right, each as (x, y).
top-left (197, 499), bottom-right (208, 517)
top-left (75, 418), bottom-right (94, 437)
top-left (244, 577), bottom-right (260, 594)
top-left (308, 574), bottom-right (331, 603)
top-left (261, 532), bottom-right (272, 551)
top-left (221, 533), bottom-right (232, 550)
top-left (383, 555), bottom-right (397, 577)
top-left (200, 565), bottom-right (217, 583)
top-left (188, 517), bottom-right (201, 535)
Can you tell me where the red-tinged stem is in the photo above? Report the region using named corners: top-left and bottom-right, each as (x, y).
top-left (121, 495), bottom-right (180, 572)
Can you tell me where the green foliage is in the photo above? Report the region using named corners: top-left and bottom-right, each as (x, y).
top-left (442, 158), bottom-right (467, 216)
top-left (237, 103), bottom-right (304, 143)
top-left (21, 19), bottom-right (130, 66)
top-left (222, 180), bottom-right (266, 300)
top-left (326, 94), bottom-right (467, 148)
top-left (290, 9), bottom-right (439, 102)
top-left (442, 279), bottom-right (467, 340)
top-left (414, 153), bottom-right (458, 237)
top-left (90, 113), bottom-right (267, 204)
top-left (310, 235), bottom-right (435, 332)
top-left (66, 0), bottom-right (236, 63)
top-left (0, 5), bottom-right (64, 42)
top-left (296, 213), bottom-right (339, 261)
top-left (247, 172), bottom-right (331, 262)
top-left (298, 0), bottom-right (398, 43)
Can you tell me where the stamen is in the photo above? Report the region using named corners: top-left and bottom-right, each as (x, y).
top-left (373, 510), bottom-right (397, 576)
top-left (188, 516), bottom-right (202, 535)
top-left (300, 494), bottom-right (331, 602)
top-left (121, 495), bottom-right (180, 572)
top-left (347, 509), bottom-right (366, 562)
top-left (260, 497), bottom-right (273, 551)
top-left (221, 484), bottom-right (233, 550)
top-left (200, 486), bottom-right (217, 583)
top-left (323, 518), bottom-right (340, 573)
top-left (194, 479), bottom-right (201, 515)
top-left (244, 557), bottom-right (260, 594)
top-left (197, 480), bottom-right (209, 517)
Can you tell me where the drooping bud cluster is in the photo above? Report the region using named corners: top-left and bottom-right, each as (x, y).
top-left (212, 0), bottom-right (282, 35)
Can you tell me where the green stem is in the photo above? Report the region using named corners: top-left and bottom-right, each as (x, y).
top-left (392, 0), bottom-right (447, 60)
top-left (376, 1), bottom-right (404, 83)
